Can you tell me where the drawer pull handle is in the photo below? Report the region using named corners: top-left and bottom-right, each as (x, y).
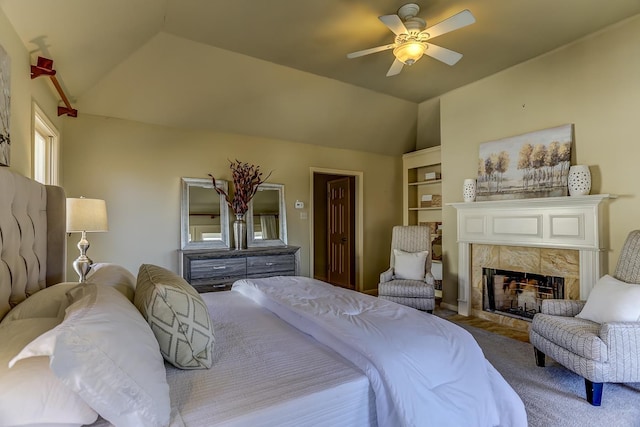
top-left (213, 266), bottom-right (227, 270)
top-left (265, 262), bottom-right (274, 266)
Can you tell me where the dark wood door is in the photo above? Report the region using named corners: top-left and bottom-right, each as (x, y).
top-left (327, 177), bottom-right (353, 289)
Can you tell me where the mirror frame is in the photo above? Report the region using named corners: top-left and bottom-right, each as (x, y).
top-left (246, 183), bottom-right (287, 247)
top-left (181, 177), bottom-right (230, 250)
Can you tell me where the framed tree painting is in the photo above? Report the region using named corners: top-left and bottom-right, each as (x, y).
top-left (0, 44), bottom-right (10, 167)
top-left (476, 124), bottom-right (573, 201)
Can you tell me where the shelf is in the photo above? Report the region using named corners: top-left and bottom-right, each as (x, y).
top-left (409, 207), bottom-right (442, 211)
top-left (403, 146), bottom-right (444, 300)
top-left (408, 179), bottom-right (442, 186)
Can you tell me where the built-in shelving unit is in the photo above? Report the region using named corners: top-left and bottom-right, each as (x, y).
top-left (402, 146), bottom-right (443, 298)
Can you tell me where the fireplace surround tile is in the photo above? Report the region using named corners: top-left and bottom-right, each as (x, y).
top-left (471, 244), bottom-right (580, 330)
top-left (541, 249), bottom-right (579, 277)
top-left (499, 246), bottom-right (541, 273)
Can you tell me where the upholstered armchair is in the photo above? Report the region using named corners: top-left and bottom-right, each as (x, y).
top-left (378, 225), bottom-right (435, 312)
top-left (530, 230), bottom-right (640, 406)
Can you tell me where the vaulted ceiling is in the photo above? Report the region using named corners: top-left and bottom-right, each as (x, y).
top-left (2, 0), bottom-right (640, 155)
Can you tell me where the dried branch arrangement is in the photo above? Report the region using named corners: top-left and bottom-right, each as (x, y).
top-left (209, 160), bottom-right (271, 215)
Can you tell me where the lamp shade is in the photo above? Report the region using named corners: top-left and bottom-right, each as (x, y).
top-left (393, 42), bottom-right (426, 65)
top-left (66, 198), bottom-right (108, 232)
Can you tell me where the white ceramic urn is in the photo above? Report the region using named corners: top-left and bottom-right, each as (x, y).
top-left (463, 178), bottom-right (477, 202)
top-left (567, 165), bottom-right (591, 196)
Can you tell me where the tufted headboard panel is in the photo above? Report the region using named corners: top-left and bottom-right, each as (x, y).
top-left (0, 168), bottom-right (66, 319)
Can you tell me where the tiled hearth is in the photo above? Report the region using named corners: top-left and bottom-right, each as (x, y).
top-left (471, 244), bottom-right (579, 332)
top-left (450, 194), bottom-right (614, 330)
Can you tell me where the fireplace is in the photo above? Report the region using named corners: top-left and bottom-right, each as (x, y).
top-left (483, 268), bottom-right (564, 321)
top-left (451, 194), bottom-right (614, 318)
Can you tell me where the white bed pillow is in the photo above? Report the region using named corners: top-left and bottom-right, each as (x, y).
top-left (10, 283), bottom-right (170, 427)
top-left (86, 262), bottom-right (137, 301)
top-left (1, 264), bottom-right (136, 325)
top-left (0, 282), bottom-right (76, 324)
top-left (1, 317), bottom-right (98, 426)
top-left (393, 249), bottom-right (428, 281)
top-left (576, 274), bottom-right (640, 323)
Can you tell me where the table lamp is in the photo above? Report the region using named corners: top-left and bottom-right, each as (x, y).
top-left (66, 197), bottom-right (108, 282)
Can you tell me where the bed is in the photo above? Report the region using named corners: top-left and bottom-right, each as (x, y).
top-left (0, 168), bottom-right (527, 427)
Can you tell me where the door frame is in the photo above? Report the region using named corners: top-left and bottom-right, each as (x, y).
top-left (309, 167), bottom-right (364, 292)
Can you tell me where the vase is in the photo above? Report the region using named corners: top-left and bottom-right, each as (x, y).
top-left (567, 165), bottom-right (591, 196)
top-left (233, 213), bottom-right (247, 250)
top-left (463, 178), bottom-right (477, 202)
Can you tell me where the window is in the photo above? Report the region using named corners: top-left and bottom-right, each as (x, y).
top-left (33, 103), bottom-right (59, 185)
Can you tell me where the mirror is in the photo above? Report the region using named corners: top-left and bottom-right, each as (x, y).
top-left (246, 183), bottom-right (287, 247)
top-left (181, 177), bottom-right (230, 250)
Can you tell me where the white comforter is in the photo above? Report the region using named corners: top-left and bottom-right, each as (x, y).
top-left (233, 276), bottom-right (527, 427)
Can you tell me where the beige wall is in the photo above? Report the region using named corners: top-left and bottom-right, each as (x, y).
top-left (62, 115), bottom-right (402, 292)
top-left (0, 7), bottom-right (62, 176)
top-left (437, 15), bottom-right (640, 306)
top-left (416, 97), bottom-right (441, 150)
top-left (76, 32), bottom-right (418, 157)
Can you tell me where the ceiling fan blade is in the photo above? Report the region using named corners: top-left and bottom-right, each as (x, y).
top-left (347, 44), bottom-right (395, 59)
top-left (424, 9), bottom-right (475, 39)
top-left (379, 14), bottom-right (408, 36)
top-left (386, 58), bottom-right (404, 77)
top-left (424, 43), bottom-right (463, 66)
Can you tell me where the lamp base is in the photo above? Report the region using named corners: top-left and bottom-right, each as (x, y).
top-left (73, 231), bottom-right (93, 282)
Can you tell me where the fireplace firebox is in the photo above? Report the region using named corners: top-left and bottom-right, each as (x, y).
top-left (483, 268), bottom-right (564, 321)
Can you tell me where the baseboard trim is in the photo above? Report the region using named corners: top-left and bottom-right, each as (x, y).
top-left (440, 301), bottom-right (459, 312)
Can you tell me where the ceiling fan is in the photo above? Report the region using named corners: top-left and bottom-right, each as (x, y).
top-left (347, 3), bottom-right (475, 76)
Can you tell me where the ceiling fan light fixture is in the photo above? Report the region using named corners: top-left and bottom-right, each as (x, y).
top-left (347, 5), bottom-right (475, 75)
top-left (393, 41), bottom-right (426, 65)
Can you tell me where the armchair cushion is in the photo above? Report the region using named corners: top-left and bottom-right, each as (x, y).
top-left (576, 275), bottom-right (640, 324)
top-left (378, 279), bottom-right (435, 299)
top-left (393, 249), bottom-right (429, 280)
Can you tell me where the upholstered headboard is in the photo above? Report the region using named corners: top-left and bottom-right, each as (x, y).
top-left (0, 168), bottom-right (66, 318)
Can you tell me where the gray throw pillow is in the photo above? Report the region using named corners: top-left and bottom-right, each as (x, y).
top-left (135, 264), bottom-right (215, 369)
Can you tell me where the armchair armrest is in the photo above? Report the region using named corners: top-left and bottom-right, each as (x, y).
top-left (424, 272), bottom-right (435, 286)
top-left (541, 299), bottom-right (586, 316)
top-left (600, 322), bottom-right (640, 379)
top-left (600, 321), bottom-right (640, 345)
top-left (380, 268), bottom-right (394, 283)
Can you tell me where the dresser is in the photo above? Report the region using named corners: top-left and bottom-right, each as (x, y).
top-left (179, 246), bottom-right (300, 293)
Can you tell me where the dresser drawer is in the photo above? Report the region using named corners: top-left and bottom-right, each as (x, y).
top-left (191, 258), bottom-right (246, 281)
top-left (246, 270), bottom-right (296, 280)
top-left (246, 254), bottom-right (295, 275)
top-left (192, 283), bottom-right (233, 293)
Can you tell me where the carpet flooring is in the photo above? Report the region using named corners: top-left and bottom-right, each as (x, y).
top-left (442, 314), bottom-right (640, 426)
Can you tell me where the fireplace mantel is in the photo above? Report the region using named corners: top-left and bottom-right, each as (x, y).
top-left (450, 194), bottom-right (615, 316)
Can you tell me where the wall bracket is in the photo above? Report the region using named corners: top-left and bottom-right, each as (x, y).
top-left (30, 56), bottom-right (78, 117)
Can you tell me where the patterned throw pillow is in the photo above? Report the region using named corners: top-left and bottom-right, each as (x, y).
top-left (135, 264), bottom-right (215, 369)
